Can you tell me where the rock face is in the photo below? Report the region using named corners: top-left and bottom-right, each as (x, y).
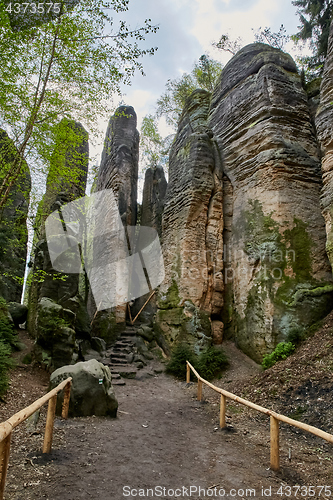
top-left (141, 165), bottom-right (167, 237)
top-left (316, 19), bottom-right (333, 269)
top-left (96, 105), bottom-right (139, 226)
top-left (27, 119), bottom-right (89, 370)
top-left (0, 130), bottom-right (31, 303)
top-left (208, 43), bottom-right (333, 362)
top-left (90, 106), bottom-right (139, 335)
top-left (129, 165), bottom-right (167, 325)
top-left (50, 359), bottom-right (118, 417)
top-left (156, 90), bottom-right (224, 351)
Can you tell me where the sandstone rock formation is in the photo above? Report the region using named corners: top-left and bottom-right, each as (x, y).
top-left (208, 43), bottom-right (333, 362)
top-left (96, 105), bottom-right (139, 226)
top-left (156, 89), bottom-right (224, 350)
top-left (129, 165), bottom-right (167, 325)
top-left (90, 106), bottom-right (139, 336)
top-left (141, 165), bottom-right (167, 237)
top-left (27, 119), bottom-right (89, 370)
top-left (316, 19), bottom-right (333, 269)
top-left (50, 359), bottom-right (118, 417)
top-left (0, 129), bottom-right (31, 303)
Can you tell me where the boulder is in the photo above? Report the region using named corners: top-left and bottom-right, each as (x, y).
top-left (208, 43), bottom-right (333, 362)
top-left (34, 297), bottom-right (77, 371)
top-left (50, 359), bottom-right (118, 417)
top-left (316, 19), bottom-right (333, 269)
top-left (8, 302), bottom-right (28, 327)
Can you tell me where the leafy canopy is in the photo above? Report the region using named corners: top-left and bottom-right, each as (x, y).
top-left (291, 0), bottom-right (333, 76)
top-left (0, 0), bottom-right (158, 210)
top-left (139, 55), bottom-right (223, 170)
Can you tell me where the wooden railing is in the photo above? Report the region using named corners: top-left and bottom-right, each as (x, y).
top-left (186, 361), bottom-right (333, 471)
top-left (0, 377), bottom-right (72, 499)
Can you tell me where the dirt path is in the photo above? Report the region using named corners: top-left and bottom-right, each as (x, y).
top-left (36, 374), bottom-right (285, 500)
top-left (2, 336), bottom-right (332, 500)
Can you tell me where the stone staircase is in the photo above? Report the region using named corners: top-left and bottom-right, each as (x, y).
top-left (103, 325), bottom-right (144, 386)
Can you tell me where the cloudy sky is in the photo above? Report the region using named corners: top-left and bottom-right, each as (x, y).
top-left (110, 0), bottom-right (301, 134)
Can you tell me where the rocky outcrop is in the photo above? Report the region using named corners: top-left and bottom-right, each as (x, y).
top-left (208, 43), bottom-right (333, 362)
top-left (156, 90), bottom-right (224, 351)
top-left (0, 130), bottom-right (31, 303)
top-left (27, 119), bottom-right (89, 370)
top-left (90, 106), bottom-right (139, 334)
top-left (141, 165), bottom-right (167, 237)
top-left (96, 105), bottom-right (139, 226)
top-left (50, 359), bottom-right (118, 417)
top-left (316, 19), bottom-right (333, 268)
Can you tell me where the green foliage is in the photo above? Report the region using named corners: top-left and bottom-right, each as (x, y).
top-left (166, 343), bottom-right (229, 381)
top-left (0, 340), bottom-right (14, 396)
top-left (0, 0), bottom-right (158, 208)
top-left (262, 342), bottom-right (296, 369)
top-left (155, 54), bottom-right (223, 128)
top-left (165, 343), bottom-right (197, 380)
top-left (291, 0), bottom-right (333, 77)
top-left (212, 33), bottom-right (243, 55)
top-left (196, 347), bottom-right (229, 381)
top-left (139, 115), bottom-right (170, 169)
top-left (253, 24), bottom-right (290, 50)
top-left (0, 298), bottom-right (15, 396)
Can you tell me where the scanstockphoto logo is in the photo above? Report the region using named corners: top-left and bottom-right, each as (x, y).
top-left (45, 189), bottom-right (165, 310)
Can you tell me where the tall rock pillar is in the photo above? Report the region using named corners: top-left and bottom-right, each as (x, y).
top-left (316, 18), bottom-right (333, 268)
top-left (209, 44), bottom-right (333, 362)
top-left (90, 106), bottom-right (139, 337)
top-left (156, 90), bottom-right (224, 350)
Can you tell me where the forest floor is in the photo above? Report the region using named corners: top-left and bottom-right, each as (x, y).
top-left (0, 318), bottom-right (333, 500)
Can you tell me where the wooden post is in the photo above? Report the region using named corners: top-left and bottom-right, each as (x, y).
top-left (186, 363), bottom-right (190, 383)
top-left (197, 379), bottom-right (203, 401)
top-left (0, 432), bottom-right (12, 500)
top-left (43, 395), bottom-right (57, 454)
top-left (61, 381), bottom-right (71, 419)
top-left (220, 394), bottom-right (226, 428)
top-left (270, 415), bottom-right (280, 471)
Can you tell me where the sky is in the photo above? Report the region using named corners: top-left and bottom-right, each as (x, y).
top-left (86, 0), bottom-right (304, 195)
top-left (107, 0), bottom-right (302, 140)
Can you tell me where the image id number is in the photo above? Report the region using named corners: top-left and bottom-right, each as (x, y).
top-left (5, 3), bottom-right (61, 14)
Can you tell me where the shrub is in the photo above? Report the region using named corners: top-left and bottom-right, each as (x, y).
top-left (165, 343), bottom-right (197, 380)
top-left (0, 340), bottom-right (15, 397)
top-left (166, 343), bottom-right (229, 381)
top-left (262, 342), bottom-right (296, 370)
top-left (197, 347), bottom-right (229, 381)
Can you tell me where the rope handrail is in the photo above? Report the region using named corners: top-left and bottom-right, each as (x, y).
top-left (0, 376), bottom-right (72, 499)
top-left (186, 361), bottom-right (333, 471)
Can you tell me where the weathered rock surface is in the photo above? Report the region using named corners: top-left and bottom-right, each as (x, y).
top-left (7, 302), bottom-right (28, 327)
top-left (27, 120), bottom-right (89, 367)
top-left (141, 165), bottom-right (167, 237)
top-left (0, 129), bottom-right (31, 303)
top-left (90, 106), bottom-right (139, 332)
top-left (156, 90), bottom-right (223, 349)
top-left (209, 43), bottom-right (333, 362)
top-left (96, 105), bottom-right (139, 226)
top-left (50, 359), bottom-right (118, 417)
top-left (316, 19), bottom-right (333, 268)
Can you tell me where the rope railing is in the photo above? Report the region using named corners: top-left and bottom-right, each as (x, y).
top-left (0, 377), bottom-right (72, 499)
top-left (186, 361), bottom-right (333, 471)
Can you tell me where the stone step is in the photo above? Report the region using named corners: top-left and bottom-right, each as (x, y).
top-left (113, 347), bottom-right (131, 354)
top-left (111, 373), bottom-right (121, 380)
top-left (114, 367), bottom-right (137, 379)
top-left (112, 379), bottom-right (126, 386)
top-left (111, 354), bottom-right (128, 361)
